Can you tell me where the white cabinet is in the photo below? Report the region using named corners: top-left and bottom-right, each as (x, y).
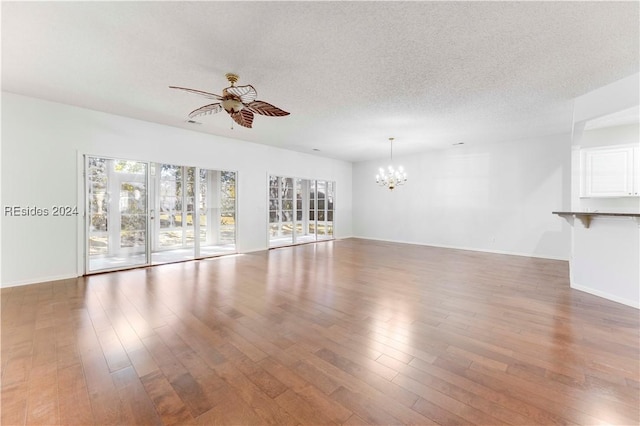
top-left (580, 144), bottom-right (639, 197)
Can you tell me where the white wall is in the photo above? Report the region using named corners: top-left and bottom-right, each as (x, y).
top-left (352, 134), bottom-right (571, 260)
top-left (567, 73), bottom-right (640, 308)
top-left (1, 93), bottom-right (353, 286)
top-left (573, 73), bottom-right (639, 124)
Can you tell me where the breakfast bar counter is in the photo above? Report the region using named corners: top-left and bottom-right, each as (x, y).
top-left (553, 211), bottom-right (640, 308)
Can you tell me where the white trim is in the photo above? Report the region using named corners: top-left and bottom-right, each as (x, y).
top-left (571, 282), bottom-right (640, 309)
top-left (239, 246), bottom-right (269, 254)
top-left (350, 236), bottom-right (570, 261)
top-left (2, 273), bottom-right (80, 288)
top-left (77, 151), bottom-right (85, 276)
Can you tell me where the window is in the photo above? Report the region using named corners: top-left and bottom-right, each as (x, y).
top-left (269, 175), bottom-right (335, 247)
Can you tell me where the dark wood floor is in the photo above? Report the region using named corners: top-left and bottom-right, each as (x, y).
top-left (1, 238), bottom-right (638, 425)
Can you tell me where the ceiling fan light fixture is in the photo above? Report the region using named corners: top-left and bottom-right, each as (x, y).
top-left (221, 98), bottom-right (244, 113)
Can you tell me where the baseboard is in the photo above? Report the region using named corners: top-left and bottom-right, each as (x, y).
top-left (350, 236), bottom-right (569, 261)
top-left (1, 273), bottom-right (80, 288)
top-left (571, 283), bottom-right (640, 309)
top-left (238, 247), bottom-right (267, 254)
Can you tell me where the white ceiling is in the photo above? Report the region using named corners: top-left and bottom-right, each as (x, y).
top-left (2, 1), bottom-right (638, 162)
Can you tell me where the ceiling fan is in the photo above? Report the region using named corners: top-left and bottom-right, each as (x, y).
top-left (170, 73), bottom-right (290, 128)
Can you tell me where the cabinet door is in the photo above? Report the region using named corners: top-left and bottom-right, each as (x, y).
top-left (582, 146), bottom-right (635, 197)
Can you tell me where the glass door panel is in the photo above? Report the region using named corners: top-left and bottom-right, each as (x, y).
top-left (295, 179), bottom-right (304, 241)
top-left (326, 181), bottom-right (335, 238)
top-left (296, 178), bottom-right (315, 243)
top-left (309, 180), bottom-right (317, 237)
top-left (87, 157), bottom-right (148, 272)
top-left (119, 181), bottom-right (147, 251)
top-left (269, 176), bottom-right (294, 247)
top-left (184, 167), bottom-right (196, 250)
top-left (281, 177), bottom-right (294, 241)
top-left (157, 164), bottom-right (182, 250)
top-left (268, 176), bottom-right (281, 245)
top-left (152, 164), bottom-right (196, 264)
top-left (87, 157), bottom-right (109, 261)
top-left (199, 169), bottom-right (236, 257)
top-left (316, 181), bottom-right (327, 239)
top-left (219, 171), bottom-right (237, 246)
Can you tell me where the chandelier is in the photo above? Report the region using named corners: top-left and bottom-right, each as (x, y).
top-left (375, 137), bottom-right (407, 190)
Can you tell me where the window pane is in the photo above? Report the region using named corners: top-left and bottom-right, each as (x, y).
top-left (114, 160), bottom-right (146, 174)
top-left (154, 164), bottom-right (190, 259)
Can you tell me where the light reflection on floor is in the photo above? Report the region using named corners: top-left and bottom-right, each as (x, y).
top-left (88, 244), bottom-right (236, 272)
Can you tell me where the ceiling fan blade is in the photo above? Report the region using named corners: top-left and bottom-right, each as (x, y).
top-left (169, 86), bottom-right (223, 101)
top-left (188, 103), bottom-right (223, 118)
top-left (246, 100), bottom-right (290, 117)
top-left (226, 85), bottom-right (257, 104)
top-left (229, 109), bottom-right (254, 128)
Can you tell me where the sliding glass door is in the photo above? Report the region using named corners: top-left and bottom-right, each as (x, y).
top-left (86, 156), bottom-right (236, 273)
top-left (269, 175), bottom-right (335, 248)
top-left (87, 157), bottom-right (149, 271)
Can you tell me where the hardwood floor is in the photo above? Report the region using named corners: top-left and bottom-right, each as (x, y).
top-left (1, 238), bottom-right (638, 425)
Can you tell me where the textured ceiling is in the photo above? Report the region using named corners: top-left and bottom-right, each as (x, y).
top-left (2, 1), bottom-right (638, 162)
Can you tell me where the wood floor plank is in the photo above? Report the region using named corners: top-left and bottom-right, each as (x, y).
top-left (111, 366), bottom-right (163, 425)
top-left (329, 386), bottom-right (404, 425)
top-left (274, 388), bottom-right (337, 425)
top-left (1, 382), bottom-right (28, 426)
top-left (194, 384), bottom-right (263, 425)
top-left (1, 238), bottom-right (638, 425)
top-left (210, 360), bottom-right (299, 425)
top-left (25, 362), bottom-right (59, 425)
top-left (405, 353), bottom-right (560, 425)
top-left (259, 357), bottom-right (354, 423)
top-left (342, 412), bottom-right (372, 425)
top-left (57, 361), bottom-right (93, 425)
top-left (292, 356), bottom-right (343, 395)
top-left (140, 370), bottom-right (195, 425)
